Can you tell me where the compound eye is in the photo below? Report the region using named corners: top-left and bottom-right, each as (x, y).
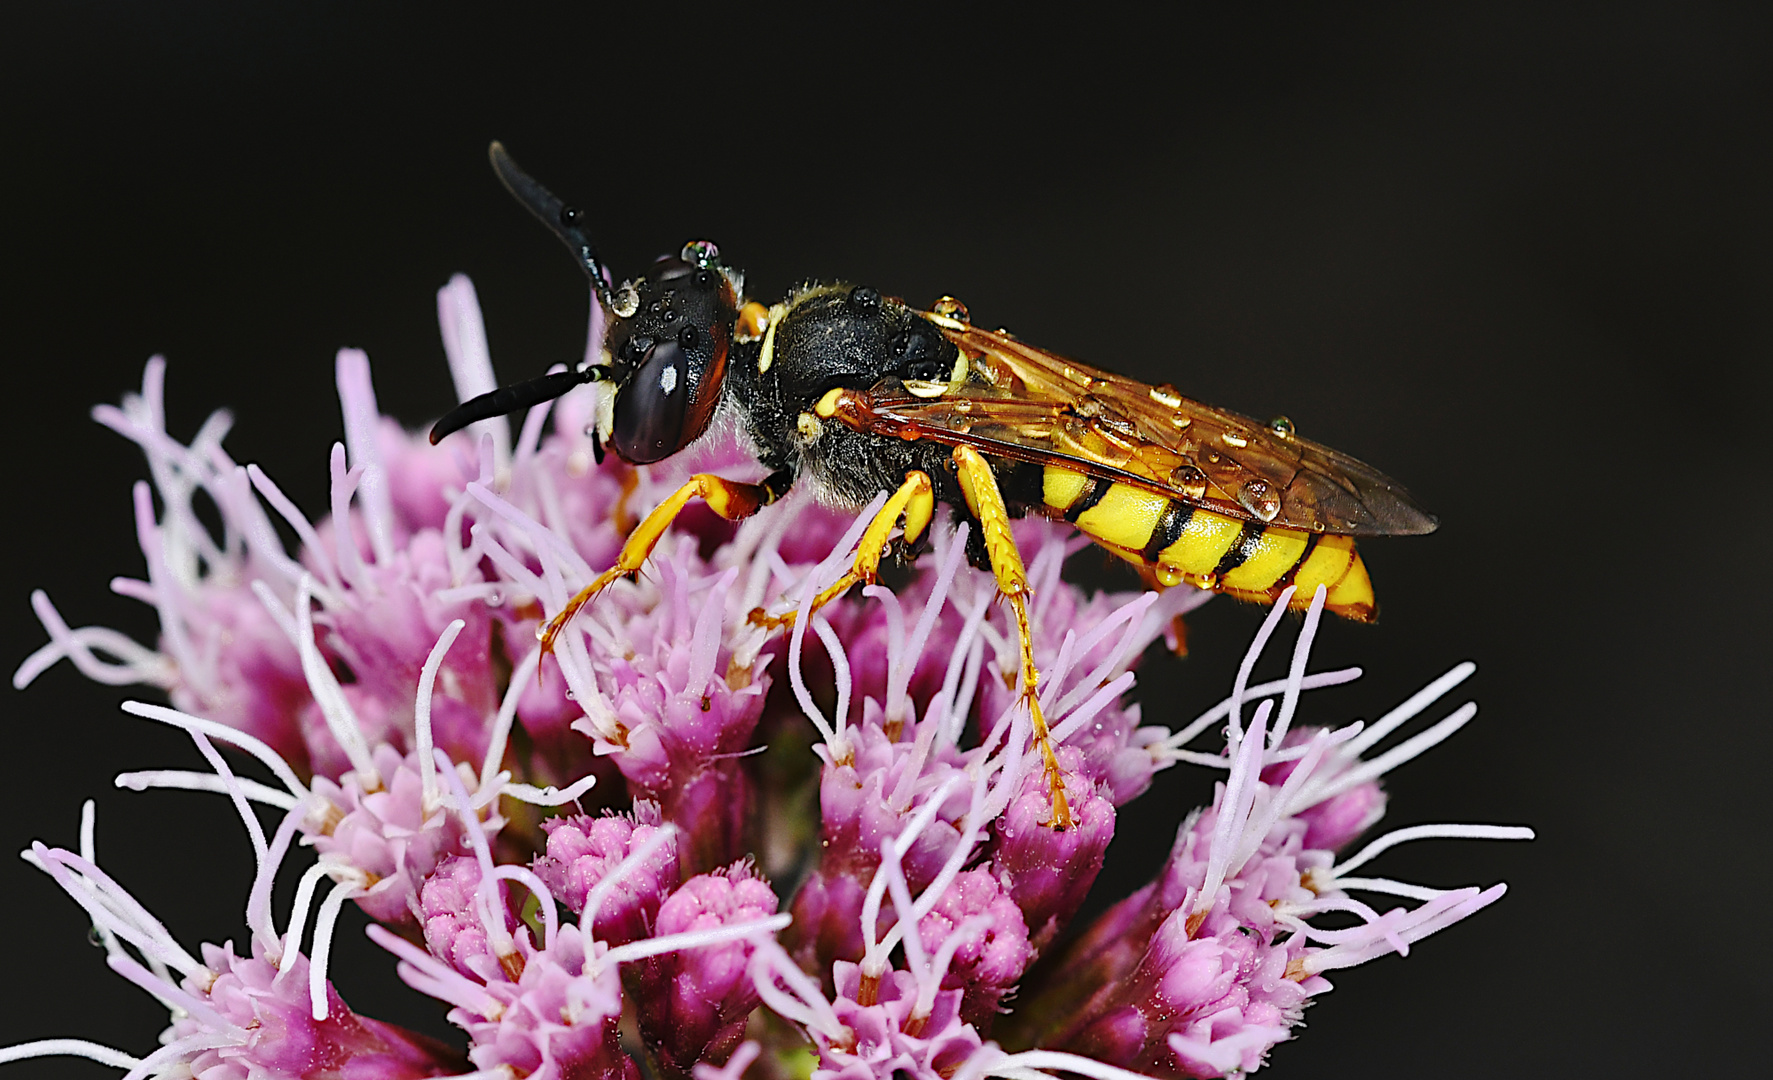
top-left (609, 339), bottom-right (691, 464)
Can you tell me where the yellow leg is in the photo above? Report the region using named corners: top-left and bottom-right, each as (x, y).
top-left (750, 471), bottom-right (935, 632)
top-left (953, 445), bottom-right (1073, 831)
top-left (540, 473), bottom-right (775, 657)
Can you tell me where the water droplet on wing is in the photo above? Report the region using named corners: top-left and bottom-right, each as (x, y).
top-left (1239, 479), bottom-right (1281, 522)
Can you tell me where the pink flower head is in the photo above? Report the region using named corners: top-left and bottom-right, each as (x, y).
top-left (179, 938), bottom-right (464, 1080)
top-left (1260, 727), bottom-right (1387, 852)
top-left (824, 962), bottom-right (987, 1080)
top-left (976, 521), bottom-right (1211, 806)
top-left (9, 274), bottom-right (1532, 1080)
top-left (814, 720), bottom-right (973, 887)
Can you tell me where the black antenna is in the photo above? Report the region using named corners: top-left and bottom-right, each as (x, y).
top-left (488, 141), bottom-right (615, 309)
top-left (428, 366), bottom-right (607, 445)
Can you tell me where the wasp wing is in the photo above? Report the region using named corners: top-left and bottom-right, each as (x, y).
top-left (844, 319), bottom-right (1436, 537)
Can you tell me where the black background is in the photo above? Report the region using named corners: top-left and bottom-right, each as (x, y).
top-left (3, 3), bottom-right (1767, 1077)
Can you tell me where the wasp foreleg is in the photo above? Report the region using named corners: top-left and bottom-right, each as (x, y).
top-left (540, 471), bottom-right (790, 657)
top-left (952, 444), bottom-right (1073, 831)
top-left (750, 470), bottom-right (934, 633)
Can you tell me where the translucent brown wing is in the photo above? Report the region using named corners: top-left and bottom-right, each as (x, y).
top-left (839, 315), bottom-right (1437, 536)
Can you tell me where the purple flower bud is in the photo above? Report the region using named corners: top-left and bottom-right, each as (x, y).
top-left (533, 802), bottom-right (681, 947)
top-left (419, 854), bottom-right (507, 980)
top-left (786, 865), bottom-right (871, 974)
top-left (786, 722), bottom-right (971, 982)
top-left (991, 747), bottom-right (1115, 950)
top-left (631, 863), bottom-right (780, 1080)
top-left (916, 868), bottom-right (1033, 1026)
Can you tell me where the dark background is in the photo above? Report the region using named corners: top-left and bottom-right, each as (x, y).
top-left (3, 3), bottom-right (1767, 1077)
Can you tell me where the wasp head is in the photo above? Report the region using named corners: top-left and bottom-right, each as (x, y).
top-left (596, 241), bottom-right (740, 464)
top-left (429, 145), bottom-right (743, 462)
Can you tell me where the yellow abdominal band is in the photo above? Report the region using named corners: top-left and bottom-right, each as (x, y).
top-left (1041, 465), bottom-right (1376, 621)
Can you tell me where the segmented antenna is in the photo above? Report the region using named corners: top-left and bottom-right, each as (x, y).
top-left (488, 141), bottom-right (615, 309)
top-left (429, 366), bottom-right (604, 444)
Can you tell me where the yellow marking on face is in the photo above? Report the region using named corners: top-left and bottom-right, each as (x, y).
top-left (757, 303), bottom-right (787, 374)
top-left (796, 411), bottom-right (822, 439)
top-left (1221, 527), bottom-right (1310, 591)
top-left (1074, 483), bottom-right (1171, 551)
top-left (813, 387), bottom-right (846, 418)
top-left (903, 380), bottom-right (949, 398)
top-left (1041, 466), bottom-right (1091, 513)
top-left (1159, 509), bottom-right (1244, 575)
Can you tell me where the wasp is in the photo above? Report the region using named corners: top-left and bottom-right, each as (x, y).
top-left (433, 143), bottom-right (1438, 829)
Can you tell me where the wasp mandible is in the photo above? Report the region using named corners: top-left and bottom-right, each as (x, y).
top-left (433, 143), bottom-right (1439, 830)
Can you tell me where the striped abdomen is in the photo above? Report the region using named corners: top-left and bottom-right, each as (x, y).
top-left (1041, 466), bottom-right (1376, 621)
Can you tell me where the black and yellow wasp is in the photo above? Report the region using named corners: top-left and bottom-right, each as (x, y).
top-left (433, 143), bottom-right (1438, 829)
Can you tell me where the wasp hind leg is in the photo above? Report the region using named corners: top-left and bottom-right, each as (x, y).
top-left (953, 445), bottom-right (1073, 831)
top-left (540, 471), bottom-right (790, 657)
top-left (749, 470), bottom-right (935, 633)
